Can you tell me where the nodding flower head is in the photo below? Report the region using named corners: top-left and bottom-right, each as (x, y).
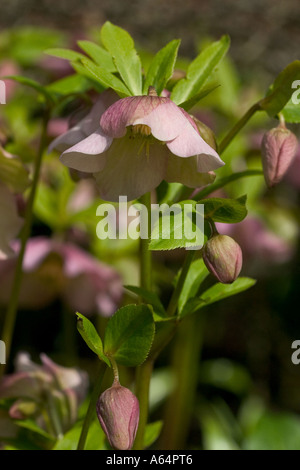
top-left (50, 88), bottom-right (225, 202)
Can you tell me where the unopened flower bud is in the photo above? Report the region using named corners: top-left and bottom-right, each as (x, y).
top-left (96, 380), bottom-right (139, 450)
top-left (261, 124), bottom-right (298, 187)
top-left (203, 234), bottom-right (243, 284)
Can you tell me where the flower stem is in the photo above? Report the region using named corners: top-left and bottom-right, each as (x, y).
top-left (218, 101), bottom-right (261, 155)
top-left (133, 191), bottom-right (152, 450)
top-left (132, 359), bottom-right (154, 450)
top-left (0, 109), bottom-right (50, 375)
top-left (158, 313), bottom-right (205, 449)
top-left (139, 191), bottom-right (152, 291)
top-left (77, 361), bottom-right (107, 450)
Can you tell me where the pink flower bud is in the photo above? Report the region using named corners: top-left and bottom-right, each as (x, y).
top-left (96, 380), bottom-right (139, 450)
top-left (261, 124), bottom-right (298, 187)
top-left (203, 234), bottom-right (243, 284)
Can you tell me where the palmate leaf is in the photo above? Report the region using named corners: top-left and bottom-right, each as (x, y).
top-left (171, 35), bottom-right (230, 105)
top-left (100, 21), bottom-right (142, 95)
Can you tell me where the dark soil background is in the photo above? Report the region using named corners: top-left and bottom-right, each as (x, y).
top-left (2, 0), bottom-right (300, 86)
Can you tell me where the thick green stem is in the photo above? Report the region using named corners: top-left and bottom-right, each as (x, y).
top-left (218, 101), bottom-right (261, 155)
top-left (1, 110), bottom-right (50, 374)
top-left (77, 361), bottom-right (107, 450)
top-left (139, 191), bottom-right (152, 291)
top-left (132, 359), bottom-right (154, 450)
top-left (132, 192), bottom-right (153, 450)
top-left (158, 313), bottom-right (205, 449)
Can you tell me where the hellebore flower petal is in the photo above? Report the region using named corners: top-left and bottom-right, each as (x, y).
top-left (49, 91), bottom-right (118, 153)
top-left (166, 123), bottom-right (224, 168)
top-left (57, 90), bottom-right (224, 202)
top-left (93, 133), bottom-right (169, 202)
top-left (165, 153), bottom-right (216, 187)
top-left (60, 129), bottom-right (112, 173)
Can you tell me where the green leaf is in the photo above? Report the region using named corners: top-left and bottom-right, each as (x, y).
top-left (124, 285), bottom-right (166, 316)
top-left (143, 39), bottom-right (181, 95)
top-left (171, 35), bottom-right (230, 105)
top-left (100, 21), bottom-right (142, 95)
top-left (179, 83), bottom-right (220, 111)
top-left (53, 419), bottom-right (106, 450)
top-left (76, 312), bottom-right (110, 366)
top-left (79, 58), bottom-right (131, 97)
top-left (177, 258), bottom-right (209, 314)
top-left (44, 48), bottom-right (86, 62)
top-left (14, 419), bottom-right (56, 443)
top-left (2, 75), bottom-right (55, 103)
top-left (149, 200), bottom-right (205, 251)
top-left (77, 40), bottom-right (116, 71)
top-left (260, 60), bottom-right (300, 117)
top-left (0, 149), bottom-right (31, 193)
top-left (46, 74), bottom-right (92, 96)
top-left (144, 421), bottom-right (163, 449)
top-left (104, 304), bottom-right (155, 367)
top-left (281, 94), bottom-right (300, 123)
top-left (198, 195), bottom-right (248, 223)
top-left (180, 277), bottom-right (256, 318)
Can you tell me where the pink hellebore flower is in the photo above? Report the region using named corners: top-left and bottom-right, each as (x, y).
top-left (0, 352), bottom-right (89, 434)
top-left (0, 237), bottom-right (123, 317)
top-left (51, 88), bottom-right (224, 201)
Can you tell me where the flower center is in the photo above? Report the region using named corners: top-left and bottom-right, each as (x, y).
top-left (131, 124), bottom-right (152, 136)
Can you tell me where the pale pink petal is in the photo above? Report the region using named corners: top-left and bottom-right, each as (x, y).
top-left (49, 92), bottom-right (117, 153)
top-left (166, 124), bottom-right (224, 171)
top-left (22, 238), bottom-right (54, 271)
top-left (48, 125), bottom-right (87, 153)
top-left (41, 354), bottom-right (89, 401)
top-left (60, 129), bottom-right (112, 172)
top-left (100, 96), bottom-right (161, 138)
top-left (93, 135), bottom-right (169, 201)
top-left (165, 154), bottom-right (216, 188)
top-left (132, 99), bottom-right (192, 141)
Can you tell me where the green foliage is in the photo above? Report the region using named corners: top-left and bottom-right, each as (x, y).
top-left (104, 304), bottom-right (155, 366)
top-left (260, 60), bottom-right (300, 117)
top-left (143, 39), bottom-right (181, 95)
top-left (198, 195), bottom-right (248, 223)
top-left (171, 35), bottom-right (230, 105)
top-left (100, 21), bottom-right (142, 95)
top-left (180, 277), bottom-right (256, 318)
top-left (76, 312), bottom-right (110, 367)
